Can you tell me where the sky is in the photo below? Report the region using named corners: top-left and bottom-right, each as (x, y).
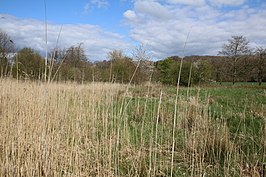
top-left (0, 0), bottom-right (266, 61)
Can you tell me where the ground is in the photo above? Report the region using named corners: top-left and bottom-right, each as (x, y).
top-left (0, 79), bottom-right (265, 176)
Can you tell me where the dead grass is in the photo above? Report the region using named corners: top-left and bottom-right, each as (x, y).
top-left (0, 79), bottom-right (265, 176)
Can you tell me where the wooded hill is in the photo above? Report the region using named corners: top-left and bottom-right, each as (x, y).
top-left (1, 31), bottom-right (266, 85)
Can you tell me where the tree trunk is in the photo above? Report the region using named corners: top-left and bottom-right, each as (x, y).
top-left (233, 67), bottom-right (236, 85)
top-left (232, 57), bottom-right (237, 85)
top-left (258, 69), bottom-right (262, 86)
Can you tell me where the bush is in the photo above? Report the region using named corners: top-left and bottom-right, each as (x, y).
top-left (157, 57), bottom-right (200, 86)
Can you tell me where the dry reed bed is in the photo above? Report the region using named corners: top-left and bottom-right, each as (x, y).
top-left (0, 79), bottom-right (264, 176)
top-left (0, 80), bottom-right (125, 176)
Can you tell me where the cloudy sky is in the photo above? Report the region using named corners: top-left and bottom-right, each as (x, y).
top-left (0, 0), bottom-right (266, 60)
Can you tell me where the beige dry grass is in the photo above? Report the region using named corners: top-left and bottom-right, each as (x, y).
top-left (0, 79), bottom-right (264, 176)
top-left (0, 79), bottom-right (125, 176)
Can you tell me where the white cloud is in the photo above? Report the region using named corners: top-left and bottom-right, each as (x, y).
top-left (83, 4), bottom-right (91, 15)
top-left (134, 1), bottom-right (170, 19)
top-left (91, 0), bottom-right (109, 8)
top-left (168, 0), bottom-right (205, 6)
top-left (83, 0), bottom-right (109, 15)
top-left (123, 10), bottom-right (137, 21)
top-left (2, 0), bottom-right (265, 62)
top-left (0, 14), bottom-right (131, 61)
top-left (124, 1), bottom-right (266, 59)
top-left (209, 0), bottom-right (246, 6)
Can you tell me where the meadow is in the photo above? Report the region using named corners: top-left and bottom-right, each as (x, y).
top-left (0, 79), bottom-right (265, 176)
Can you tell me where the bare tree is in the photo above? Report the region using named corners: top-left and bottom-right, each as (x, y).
top-left (0, 31), bottom-right (15, 57)
top-left (219, 36), bottom-right (251, 84)
top-left (108, 49), bottom-right (124, 82)
top-left (0, 31), bottom-right (15, 77)
top-left (132, 44), bottom-right (151, 62)
top-left (131, 45), bottom-right (152, 83)
top-left (108, 49), bottom-right (123, 61)
top-left (255, 47), bottom-right (266, 85)
top-left (106, 46), bottom-right (151, 84)
top-left (54, 43), bottom-right (89, 82)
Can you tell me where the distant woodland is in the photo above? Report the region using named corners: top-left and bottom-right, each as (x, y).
top-left (1, 31), bottom-right (266, 85)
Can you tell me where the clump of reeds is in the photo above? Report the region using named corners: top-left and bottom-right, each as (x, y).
top-left (0, 78), bottom-right (264, 176)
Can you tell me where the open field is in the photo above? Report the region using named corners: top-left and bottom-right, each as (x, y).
top-left (0, 79), bottom-right (265, 176)
top-left (209, 82), bottom-right (266, 87)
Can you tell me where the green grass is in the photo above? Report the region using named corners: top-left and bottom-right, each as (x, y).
top-left (130, 84), bottom-right (266, 175)
top-left (202, 87), bottom-right (265, 163)
top-left (0, 79), bottom-right (265, 176)
top-left (209, 81), bottom-right (266, 87)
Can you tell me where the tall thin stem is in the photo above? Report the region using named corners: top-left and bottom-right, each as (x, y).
top-left (48, 25), bottom-right (63, 83)
top-left (154, 90), bottom-right (163, 175)
top-left (170, 26), bottom-right (192, 177)
top-left (44, 0), bottom-right (48, 82)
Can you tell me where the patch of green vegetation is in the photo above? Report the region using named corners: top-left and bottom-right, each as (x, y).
top-left (107, 83), bottom-right (266, 175)
top-left (209, 81), bottom-right (266, 87)
top-left (128, 84), bottom-right (265, 175)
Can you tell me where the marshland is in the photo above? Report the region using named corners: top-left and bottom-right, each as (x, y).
top-left (0, 78), bottom-right (265, 176)
top-left (1, 0), bottom-right (266, 176)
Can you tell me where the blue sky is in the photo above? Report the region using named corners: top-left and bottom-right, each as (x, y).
top-left (1, 0), bottom-right (266, 60)
top-left (0, 1), bottom-right (131, 34)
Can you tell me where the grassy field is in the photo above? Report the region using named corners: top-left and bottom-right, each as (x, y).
top-left (0, 79), bottom-right (265, 176)
top-left (209, 81), bottom-right (266, 87)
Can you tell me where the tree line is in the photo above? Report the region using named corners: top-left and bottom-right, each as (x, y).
top-left (1, 30), bottom-right (266, 85)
